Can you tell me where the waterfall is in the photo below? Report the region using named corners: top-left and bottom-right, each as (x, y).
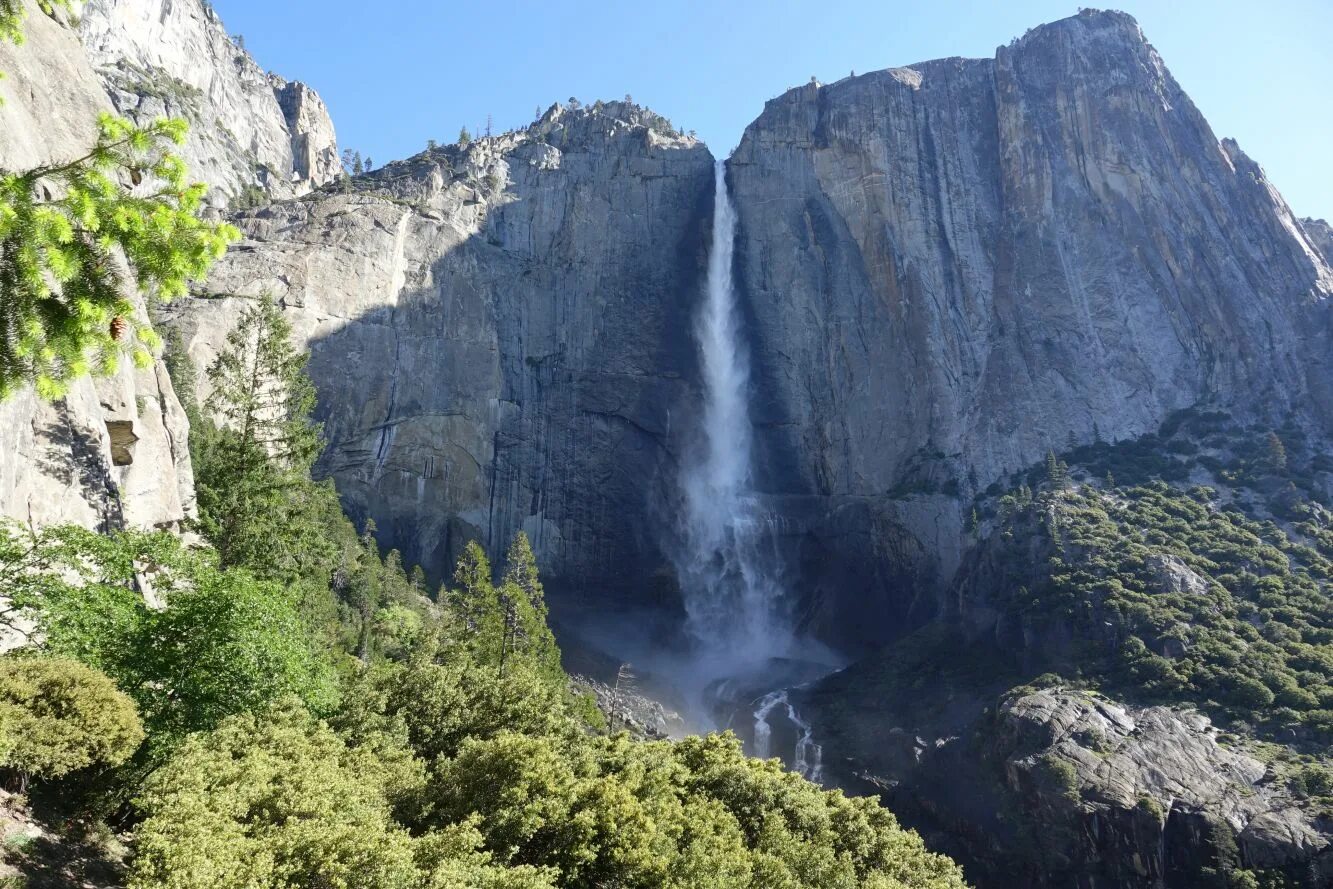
top-left (752, 690), bottom-right (824, 783)
top-left (678, 159), bottom-right (789, 664)
top-left (672, 160), bottom-right (827, 780)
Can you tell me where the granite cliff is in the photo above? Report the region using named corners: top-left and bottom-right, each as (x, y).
top-left (729, 9), bottom-right (1332, 649)
top-left (79, 0), bottom-right (340, 202)
top-left (0, 0), bottom-right (339, 533)
top-left (165, 104), bottom-right (714, 607)
top-left (1, 3), bottom-right (1330, 886)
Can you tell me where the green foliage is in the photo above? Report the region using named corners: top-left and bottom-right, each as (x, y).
top-left (130, 701), bottom-right (421, 889)
top-left (0, 655), bottom-right (143, 781)
top-left (127, 528), bottom-right (966, 888)
top-left (138, 700), bottom-right (966, 889)
top-left (975, 417), bottom-right (1333, 741)
top-left (0, 114), bottom-right (238, 399)
top-left (0, 523), bottom-right (336, 746)
top-left (193, 296), bottom-right (323, 567)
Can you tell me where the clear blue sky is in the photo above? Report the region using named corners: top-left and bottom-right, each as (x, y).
top-left (214, 1), bottom-right (1332, 218)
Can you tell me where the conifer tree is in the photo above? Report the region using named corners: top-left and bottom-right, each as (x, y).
top-left (1265, 431), bottom-right (1288, 472)
top-left (457, 127), bottom-right (471, 146)
top-left (447, 541), bottom-right (500, 660)
top-left (350, 520), bottom-right (382, 660)
top-left (0, 113), bottom-right (238, 399)
top-left (1045, 450), bottom-right (1069, 489)
top-left (194, 297), bottom-right (322, 568)
top-left (499, 532), bottom-right (562, 682)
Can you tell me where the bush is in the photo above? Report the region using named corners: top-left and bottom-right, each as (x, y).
top-left (0, 656), bottom-right (143, 782)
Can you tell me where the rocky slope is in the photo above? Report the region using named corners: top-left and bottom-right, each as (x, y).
top-left (164, 104), bottom-right (714, 602)
top-left (804, 408), bottom-right (1333, 886)
top-left (728, 8), bottom-right (1332, 650)
top-left (78, 0), bottom-right (339, 202)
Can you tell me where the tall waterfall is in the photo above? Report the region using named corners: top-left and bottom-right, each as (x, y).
top-left (678, 160), bottom-right (789, 665)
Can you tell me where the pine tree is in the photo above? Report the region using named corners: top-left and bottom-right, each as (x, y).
top-left (350, 520), bottom-right (381, 660)
top-left (193, 297), bottom-right (323, 568)
top-left (1045, 450), bottom-right (1069, 489)
top-left (1265, 431), bottom-right (1288, 472)
top-left (363, 156), bottom-right (372, 172)
top-left (447, 541), bottom-right (500, 662)
top-left (0, 114), bottom-right (237, 399)
top-left (500, 532), bottom-right (562, 681)
top-left (457, 127), bottom-right (471, 146)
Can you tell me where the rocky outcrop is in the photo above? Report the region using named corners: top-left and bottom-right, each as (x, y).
top-left (271, 75), bottom-right (340, 187)
top-left (996, 690), bottom-right (1330, 887)
top-left (165, 103), bottom-right (714, 599)
top-left (728, 9), bottom-right (1333, 646)
top-left (805, 673), bottom-right (1332, 888)
top-left (78, 0), bottom-right (339, 201)
top-left (0, 0), bottom-right (195, 531)
top-left (1304, 217), bottom-right (1333, 266)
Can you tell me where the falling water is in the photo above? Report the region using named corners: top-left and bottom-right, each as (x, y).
top-left (673, 160), bottom-right (828, 778)
top-left (678, 159), bottom-right (789, 664)
top-left (752, 690), bottom-right (824, 783)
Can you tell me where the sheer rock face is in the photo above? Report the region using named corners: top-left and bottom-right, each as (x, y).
top-left (165, 105), bottom-right (715, 598)
top-left (728, 10), bottom-right (1332, 646)
top-left (271, 76), bottom-right (341, 187)
top-left (0, 1), bottom-right (195, 532)
top-left (78, 0), bottom-right (339, 201)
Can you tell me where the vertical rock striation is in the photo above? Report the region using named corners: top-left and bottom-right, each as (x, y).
top-left (166, 104), bottom-right (715, 601)
top-left (728, 9), bottom-right (1332, 647)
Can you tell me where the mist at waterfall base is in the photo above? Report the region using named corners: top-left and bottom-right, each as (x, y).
top-left (552, 161), bottom-right (840, 772)
top-left (644, 160), bottom-right (842, 772)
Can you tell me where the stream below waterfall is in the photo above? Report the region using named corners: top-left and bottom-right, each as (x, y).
top-left (667, 159), bottom-right (838, 778)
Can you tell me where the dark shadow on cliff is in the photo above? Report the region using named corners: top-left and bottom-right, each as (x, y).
top-left (33, 403), bottom-right (124, 533)
top-left (300, 147), bottom-right (716, 670)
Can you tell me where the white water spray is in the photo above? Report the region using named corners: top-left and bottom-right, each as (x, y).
top-left (670, 160), bottom-right (831, 778)
top-left (752, 690), bottom-right (824, 783)
top-left (678, 159), bottom-right (789, 664)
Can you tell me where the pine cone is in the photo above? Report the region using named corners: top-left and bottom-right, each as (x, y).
top-left (109, 316), bottom-right (129, 341)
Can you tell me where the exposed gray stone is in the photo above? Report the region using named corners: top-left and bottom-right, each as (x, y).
top-left (78, 0), bottom-right (339, 201)
top-left (728, 9), bottom-right (1332, 647)
top-left (0, 0), bottom-right (196, 533)
top-left (165, 103), bottom-right (714, 601)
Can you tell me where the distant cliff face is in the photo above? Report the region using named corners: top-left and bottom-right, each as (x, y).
top-left (728, 10), bottom-right (1332, 646)
top-left (166, 104), bottom-right (715, 600)
top-left (79, 0), bottom-right (339, 202)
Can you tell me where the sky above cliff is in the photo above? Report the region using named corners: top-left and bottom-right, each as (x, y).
top-left (214, 0), bottom-right (1331, 217)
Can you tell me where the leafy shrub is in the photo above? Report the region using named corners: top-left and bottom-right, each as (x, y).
top-left (0, 656), bottom-right (143, 781)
